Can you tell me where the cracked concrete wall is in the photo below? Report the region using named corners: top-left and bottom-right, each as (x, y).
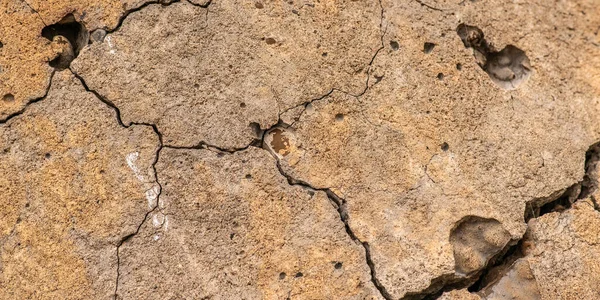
top-left (1, 0), bottom-right (600, 299)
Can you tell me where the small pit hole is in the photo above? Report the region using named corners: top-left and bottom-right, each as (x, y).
top-left (423, 42), bottom-right (436, 54)
top-left (255, 2), bottom-right (264, 8)
top-left (245, 174), bottom-right (252, 179)
top-left (322, 52), bottom-right (328, 57)
top-left (295, 272), bottom-right (303, 278)
top-left (335, 113), bottom-right (344, 122)
top-left (456, 63), bottom-right (463, 70)
top-left (437, 73), bottom-right (444, 80)
top-left (279, 272), bottom-right (286, 279)
top-left (334, 262), bottom-right (343, 269)
top-left (240, 102), bottom-right (246, 108)
top-left (44, 153), bottom-right (51, 159)
top-left (441, 142), bottom-right (449, 151)
top-left (390, 40), bottom-right (399, 51)
top-left (265, 37), bottom-right (276, 45)
top-left (3, 93), bottom-right (15, 102)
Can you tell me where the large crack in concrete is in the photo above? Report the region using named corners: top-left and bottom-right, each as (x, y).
top-left (70, 70), bottom-right (165, 299)
top-left (0, 71), bottom-right (55, 125)
top-left (402, 141), bottom-right (600, 300)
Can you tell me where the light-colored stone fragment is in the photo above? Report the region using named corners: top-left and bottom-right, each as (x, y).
top-left (476, 199), bottom-right (600, 300)
top-left (116, 147), bottom-right (381, 299)
top-left (0, 71), bottom-right (159, 299)
top-left (0, 0), bottom-right (153, 120)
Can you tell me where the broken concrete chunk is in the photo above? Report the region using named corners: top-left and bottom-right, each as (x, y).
top-left (0, 71), bottom-right (160, 299)
top-left (116, 147), bottom-right (381, 299)
top-left (72, 0), bottom-right (382, 148)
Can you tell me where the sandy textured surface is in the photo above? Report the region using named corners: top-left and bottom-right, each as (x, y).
top-left (1, 0), bottom-right (600, 299)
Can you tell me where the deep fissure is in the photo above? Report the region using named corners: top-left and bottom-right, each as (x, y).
top-left (42, 14), bottom-right (88, 69)
top-left (412, 141), bottom-right (600, 299)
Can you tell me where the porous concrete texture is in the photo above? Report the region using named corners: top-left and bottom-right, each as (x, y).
top-left (0, 71), bottom-right (159, 299)
top-left (1, 0), bottom-right (600, 299)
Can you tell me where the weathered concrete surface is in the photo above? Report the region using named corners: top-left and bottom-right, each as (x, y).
top-left (72, 0), bottom-right (382, 148)
top-left (0, 0), bottom-right (152, 120)
top-left (116, 147), bottom-right (380, 299)
top-left (1, 0), bottom-right (600, 299)
top-left (0, 71), bottom-right (159, 299)
top-left (268, 0), bottom-right (600, 297)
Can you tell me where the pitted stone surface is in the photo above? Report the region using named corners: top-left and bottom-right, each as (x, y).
top-left (1, 0), bottom-right (600, 298)
top-left (0, 71), bottom-right (159, 299)
top-left (0, 0), bottom-right (152, 120)
top-left (269, 0), bottom-right (600, 297)
top-left (72, 0), bottom-right (382, 148)
top-left (116, 147), bottom-right (381, 299)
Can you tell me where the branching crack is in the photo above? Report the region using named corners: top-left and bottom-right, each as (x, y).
top-left (413, 0), bottom-right (447, 12)
top-left (281, 0), bottom-right (386, 126)
top-left (268, 155), bottom-right (392, 299)
top-left (70, 68), bottom-right (165, 299)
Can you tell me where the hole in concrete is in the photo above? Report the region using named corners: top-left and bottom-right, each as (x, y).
top-left (240, 102), bottom-right (246, 108)
top-left (3, 93), bottom-right (15, 102)
top-left (450, 216), bottom-right (512, 276)
top-left (441, 142), bottom-right (449, 151)
top-left (44, 153), bottom-right (51, 159)
top-left (245, 174), bottom-right (252, 179)
top-left (335, 113), bottom-right (344, 122)
top-left (456, 23), bottom-right (531, 90)
top-left (322, 52), bottom-right (328, 57)
top-left (423, 42), bottom-right (436, 54)
top-left (456, 63), bottom-right (463, 70)
top-left (295, 272), bottom-right (303, 278)
top-left (279, 272), bottom-right (286, 279)
top-left (265, 37), bottom-right (276, 45)
top-left (390, 40), bottom-right (400, 51)
top-left (42, 14), bottom-right (88, 70)
top-left (255, 2), bottom-right (264, 8)
top-left (0, 41), bottom-right (3, 48)
top-left (334, 262), bottom-right (343, 269)
top-left (437, 73), bottom-right (445, 80)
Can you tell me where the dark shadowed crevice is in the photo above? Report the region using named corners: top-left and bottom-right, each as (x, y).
top-left (42, 14), bottom-right (88, 69)
top-left (525, 142), bottom-right (600, 221)
top-left (413, 141), bottom-right (600, 299)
